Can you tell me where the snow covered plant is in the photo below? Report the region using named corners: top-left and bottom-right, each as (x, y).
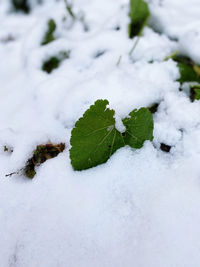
top-left (165, 53), bottom-right (200, 100)
top-left (70, 100), bottom-right (154, 171)
top-left (169, 54), bottom-right (200, 84)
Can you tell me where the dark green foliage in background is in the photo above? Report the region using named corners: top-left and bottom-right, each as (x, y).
top-left (178, 62), bottom-right (200, 84)
top-left (11, 0), bottom-right (30, 13)
top-left (42, 57), bottom-right (60, 74)
top-left (11, 0), bottom-right (43, 13)
top-left (42, 51), bottom-right (70, 73)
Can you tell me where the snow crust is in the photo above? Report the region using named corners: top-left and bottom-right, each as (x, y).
top-left (0, 0), bottom-right (200, 266)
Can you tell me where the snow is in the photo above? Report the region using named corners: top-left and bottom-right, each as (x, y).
top-left (0, 0), bottom-right (200, 266)
top-left (150, 0), bottom-right (200, 64)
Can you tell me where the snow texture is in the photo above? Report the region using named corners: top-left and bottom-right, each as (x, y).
top-left (0, 0), bottom-right (200, 266)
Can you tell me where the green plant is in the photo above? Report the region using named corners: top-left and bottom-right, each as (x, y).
top-left (70, 99), bottom-right (153, 171)
top-left (129, 0), bottom-right (150, 38)
top-left (42, 51), bottom-right (70, 73)
top-left (190, 84), bottom-right (200, 101)
top-left (167, 54), bottom-right (200, 84)
top-left (41, 19), bottom-right (57, 46)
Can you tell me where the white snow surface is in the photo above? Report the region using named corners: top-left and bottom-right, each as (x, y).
top-left (150, 0), bottom-right (200, 63)
top-left (0, 0), bottom-right (200, 266)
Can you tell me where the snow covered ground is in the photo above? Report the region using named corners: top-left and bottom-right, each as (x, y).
top-left (0, 0), bottom-right (200, 266)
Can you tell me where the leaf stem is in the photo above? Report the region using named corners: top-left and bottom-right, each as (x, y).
top-left (116, 55), bottom-right (122, 67)
top-left (164, 50), bottom-right (179, 61)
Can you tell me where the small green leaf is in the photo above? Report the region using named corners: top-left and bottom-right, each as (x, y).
top-left (194, 88), bottom-right (200, 100)
top-left (41, 19), bottom-right (57, 46)
top-left (70, 100), bottom-right (125, 171)
top-left (190, 84), bottom-right (200, 101)
top-left (123, 108), bottom-right (153, 148)
top-left (129, 0), bottom-right (150, 38)
top-left (171, 55), bottom-right (200, 84)
top-left (178, 63), bottom-right (200, 84)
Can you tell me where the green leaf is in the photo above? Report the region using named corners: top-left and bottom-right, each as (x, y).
top-left (70, 101), bottom-right (154, 171)
top-left (41, 19), bottom-right (57, 46)
top-left (190, 84), bottom-right (200, 101)
top-left (194, 88), bottom-right (200, 100)
top-left (171, 55), bottom-right (200, 84)
top-left (123, 108), bottom-right (153, 148)
top-left (178, 63), bottom-right (200, 84)
top-left (70, 100), bottom-right (125, 171)
top-left (129, 0), bottom-right (150, 38)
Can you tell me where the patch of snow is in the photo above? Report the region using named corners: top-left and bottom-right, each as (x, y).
top-left (150, 0), bottom-right (200, 63)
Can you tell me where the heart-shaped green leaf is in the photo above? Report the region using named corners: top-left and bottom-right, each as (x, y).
top-left (123, 108), bottom-right (153, 148)
top-left (70, 100), bottom-right (125, 170)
